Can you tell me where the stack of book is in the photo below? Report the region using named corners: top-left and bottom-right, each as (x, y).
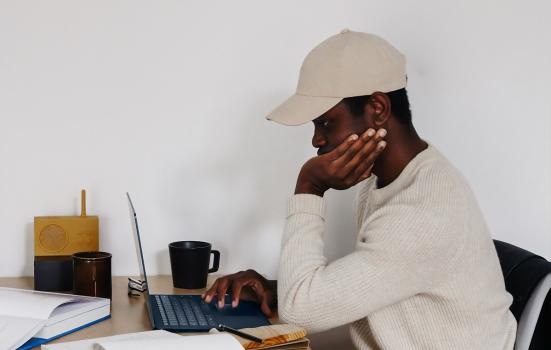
top-left (0, 287), bottom-right (110, 350)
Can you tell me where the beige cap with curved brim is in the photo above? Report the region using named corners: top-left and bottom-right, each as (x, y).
top-left (266, 29), bottom-right (407, 126)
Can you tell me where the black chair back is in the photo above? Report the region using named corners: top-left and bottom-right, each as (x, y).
top-left (493, 240), bottom-right (551, 350)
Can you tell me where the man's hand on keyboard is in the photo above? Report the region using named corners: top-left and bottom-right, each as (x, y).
top-left (202, 269), bottom-right (276, 317)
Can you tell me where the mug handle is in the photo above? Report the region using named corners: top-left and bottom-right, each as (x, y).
top-left (209, 250), bottom-right (220, 273)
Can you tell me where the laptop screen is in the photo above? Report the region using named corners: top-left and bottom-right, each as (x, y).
top-left (126, 193), bottom-right (153, 323)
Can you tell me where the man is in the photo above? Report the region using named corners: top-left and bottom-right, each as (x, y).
top-left (203, 29), bottom-right (517, 349)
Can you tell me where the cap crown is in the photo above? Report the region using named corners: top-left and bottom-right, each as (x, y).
top-left (297, 30), bottom-right (406, 98)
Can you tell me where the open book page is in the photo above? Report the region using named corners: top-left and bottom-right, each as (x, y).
top-left (212, 324), bottom-right (310, 350)
top-left (41, 330), bottom-right (178, 350)
top-left (243, 340), bottom-right (310, 350)
top-left (0, 315), bottom-right (45, 350)
top-left (0, 288), bottom-right (77, 320)
top-left (93, 333), bottom-right (243, 350)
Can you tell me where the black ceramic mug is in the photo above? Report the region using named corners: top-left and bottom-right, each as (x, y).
top-left (168, 241), bottom-right (220, 289)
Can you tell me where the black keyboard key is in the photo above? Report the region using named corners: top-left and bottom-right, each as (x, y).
top-left (181, 299), bottom-right (198, 326)
top-left (190, 300), bottom-right (208, 326)
top-left (173, 299), bottom-right (189, 326)
top-left (160, 296), bottom-right (178, 326)
top-left (200, 300), bottom-right (212, 314)
top-left (155, 296), bottom-right (169, 324)
top-left (206, 314), bottom-right (216, 326)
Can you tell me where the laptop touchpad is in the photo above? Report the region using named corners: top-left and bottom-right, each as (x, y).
top-left (210, 296), bottom-right (270, 328)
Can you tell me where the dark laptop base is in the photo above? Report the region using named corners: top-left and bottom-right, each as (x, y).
top-left (149, 294), bottom-right (270, 331)
top-left (127, 192), bottom-right (269, 332)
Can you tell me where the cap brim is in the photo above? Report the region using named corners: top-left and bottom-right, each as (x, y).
top-left (266, 94), bottom-right (342, 126)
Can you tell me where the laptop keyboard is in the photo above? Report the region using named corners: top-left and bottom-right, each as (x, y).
top-left (154, 295), bottom-right (217, 328)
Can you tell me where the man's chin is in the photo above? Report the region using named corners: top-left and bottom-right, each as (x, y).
top-left (317, 148), bottom-right (332, 156)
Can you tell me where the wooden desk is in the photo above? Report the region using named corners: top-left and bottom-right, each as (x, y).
top-left (0, 276), bottom-right (353, 349)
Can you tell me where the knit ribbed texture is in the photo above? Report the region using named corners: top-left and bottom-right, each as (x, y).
top-left (278, 144), bottom-right (517, 350)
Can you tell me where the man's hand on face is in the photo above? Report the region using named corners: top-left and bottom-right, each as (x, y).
top-left (295, 128), bottom-right (387, 197)
top-left (202, 269), bottom-right (276, 317)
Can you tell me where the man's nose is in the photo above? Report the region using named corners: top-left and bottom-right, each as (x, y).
top-left (312, 128), bottom-right (326, 149)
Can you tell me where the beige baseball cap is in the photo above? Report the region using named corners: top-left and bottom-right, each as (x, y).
top-left (266, 29), bottom-right (407, 126)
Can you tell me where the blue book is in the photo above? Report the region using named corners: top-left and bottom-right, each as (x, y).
top-left (0, 287), bottom-right (110, 350)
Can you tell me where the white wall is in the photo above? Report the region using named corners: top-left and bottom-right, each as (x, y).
top-left (1, 0), bottom-right (549, 278)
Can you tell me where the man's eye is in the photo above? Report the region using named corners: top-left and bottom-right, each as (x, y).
top-left (314, 118), bottom-right (330, 128)
top-left (316, 119), bottom-right (329, 127)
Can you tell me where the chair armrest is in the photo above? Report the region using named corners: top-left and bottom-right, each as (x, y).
top-left (516, 273), bottom-right (551, 350)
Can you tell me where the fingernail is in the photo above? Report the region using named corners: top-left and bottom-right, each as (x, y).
top-left (350, 134), bottom-right (358, 141)
top-left (378, 141), bottom-right (387, 149)
top-left (232, 300), bottom-right (237, 308)
top-left (218, 301), bottom-right (223, 308)
top-left (378, 129), bottom-right (387, 137)
top-left (367, 129), bottom-right (375, 137)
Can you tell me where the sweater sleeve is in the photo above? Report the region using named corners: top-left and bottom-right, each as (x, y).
top-left (277, 193), bottom-right (463, 333)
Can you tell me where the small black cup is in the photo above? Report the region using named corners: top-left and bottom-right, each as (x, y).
top-left (168, 241), bottom-right (220, 289)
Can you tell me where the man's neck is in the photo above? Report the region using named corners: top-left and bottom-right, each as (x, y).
top-left (372, 127), bottom-right (428, 189)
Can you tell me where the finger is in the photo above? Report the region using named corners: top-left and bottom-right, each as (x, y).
top-left (333, 128), bottom-right (377, 166)
top-left (362, 140), bottom-right (387, 170)
top-left (251, 280), bottom-right (272, 317)
top-left (258, 291), bottom-right (273, 317)
top-left (360, 164), bottom-right (374, 181)
top-left (216, 279), bottom-right (230, 308)
top-left (344, 129), bottom-right (386, 170)
top-left (351, 140), bottom-right (386, 177)
top-left (352, 137), bottom-right (386, 171)
top-left (361, 128), bottom-right (387, 155)
top-left (348, 140), bottom-right (386, 183)
top-left (203, 280), bottom-right (219, 303)
top-left (335, 137), bottom-right (378, 180)
top-left (329, 133), bottom-right (360, 160)
top-left (231, 280), bottom-right (245, 308)
top-left (354, 164), bottom-right (374, 183)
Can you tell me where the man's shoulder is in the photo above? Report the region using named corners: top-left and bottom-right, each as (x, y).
top-left (355, 145), bottom-right (478, 219)
top-left (377, 147), bottom-right (477, 219)
top-left (409, 146), bottom-right (471, 197)
top-left (359, 153), bottom-right (474, 247)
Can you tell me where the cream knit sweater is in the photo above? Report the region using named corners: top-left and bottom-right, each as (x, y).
top-left (278, 144), bottom-right (517, 349)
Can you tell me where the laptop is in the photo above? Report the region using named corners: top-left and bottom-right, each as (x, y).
top-left (126, 192), bottom-right (270, 331)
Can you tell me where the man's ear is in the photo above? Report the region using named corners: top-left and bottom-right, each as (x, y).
top-left (364, 91), bottom-right (391, 127)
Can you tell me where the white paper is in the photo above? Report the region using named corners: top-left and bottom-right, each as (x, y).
top-left (94, 333), bottom-right (243, 350)
top-left (0, 287), bottom-right (109, 350)
top-left (41, 330), bottom-right (178, 350)
top-left (0, 288), bottom-right (76, 320)
top-left (0, 315), bottom-right (45, 350)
